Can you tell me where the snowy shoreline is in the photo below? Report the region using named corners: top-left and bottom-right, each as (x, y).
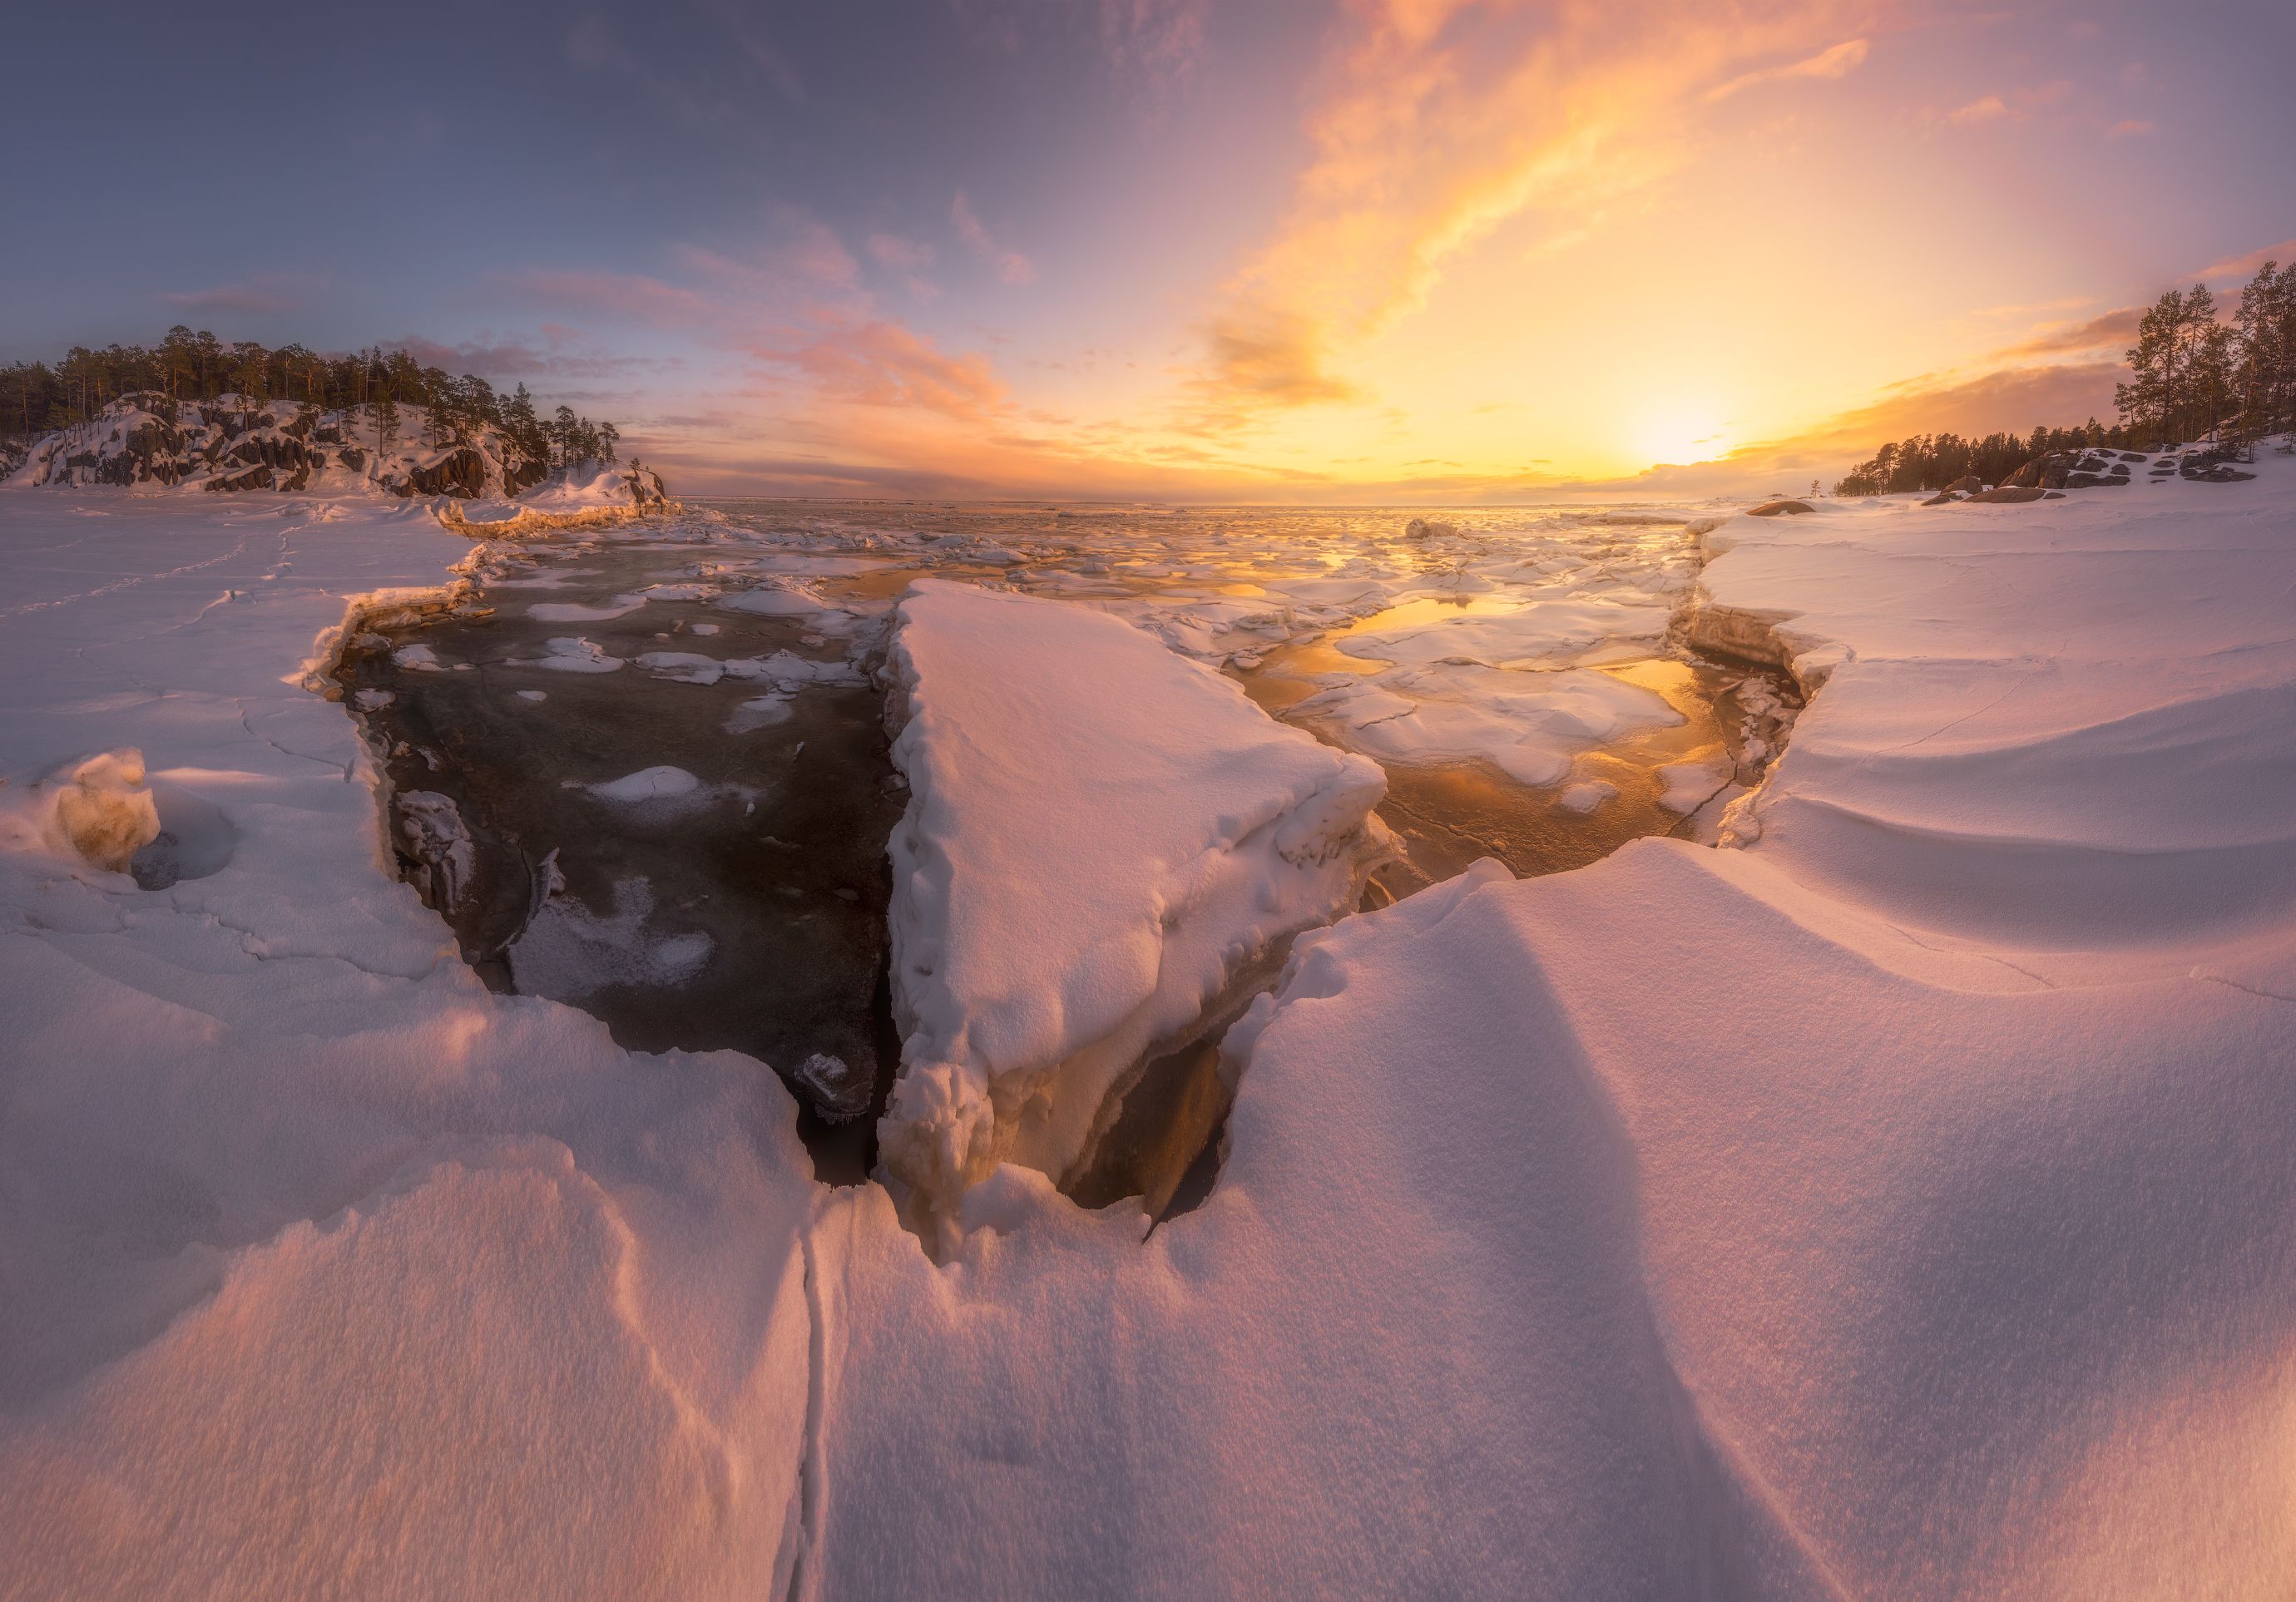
top-left (3, 466), bottom-right (2292, 1596)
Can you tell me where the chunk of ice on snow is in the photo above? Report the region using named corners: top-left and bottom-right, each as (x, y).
top-left (528, 637), bottom-right (623, 674)
top-left (1558, 779), bottom-right (1619, 813)
top-left (586, 767), bottom-right (703, 803)
top-left (1655, 762), bottom-right (1725, 813)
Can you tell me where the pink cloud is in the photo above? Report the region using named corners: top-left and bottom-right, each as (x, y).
top-left (952, 192), bottom-right (1037, 286)
top-left (2195, 237), bottom-right (2296, 284)
top-left (159, 274), bottom-right (324, 317)
top-left (495, 269), bottom-right (718, 328)
top-left (751, 315), bottom-right (1008, 419)
top-left (868, 233), bottom-right (934, 271)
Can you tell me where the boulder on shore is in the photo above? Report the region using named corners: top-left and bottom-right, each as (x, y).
top-left (1967, 486), bottom-right (2050, 504)
top-left (1747, 499), bottom-right (1814, 517)
top-left (1944, 474), bottom-right (1984, 495)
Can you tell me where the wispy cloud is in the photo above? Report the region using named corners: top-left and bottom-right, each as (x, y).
top-left (384, 334), bottom-right (679, 383)
top-left (1703, 37), bottom-right (1869, 103)
top-left (566, 16), bottom-right (751, 133)
top-left (750, 316), bottom-right (1010, 420)
top-left (952, 192), bottom-right (1037, 285)
top-left (495, 269), bottom-right (719, 328)
top-left (1100, 0), bottom-right (1213, 107)
top-left (1935, 78), bottom-right (2075, 129)
top-left (159, 274), bottom-right (324, 317)
top-left (868, 233), bottom-right (942, 299)
top-left (693, 0), bottom-right (805, 101)
top-left (2195, 237), bottom-right (2296, 283)
top-left (1738, 358), bottom-right (2125, 467)
top-left (1990, 306), bottom-right (2142, 360)
top-left (944, 0), bottom-right (1213, 107)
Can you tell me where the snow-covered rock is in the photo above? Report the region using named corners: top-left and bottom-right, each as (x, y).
top-left (458, 464), bottom-right (675, 522)
top-left (2, 393), bottom-right (550, 498)
top-left (877, 579), bottom-right (1388, 1233)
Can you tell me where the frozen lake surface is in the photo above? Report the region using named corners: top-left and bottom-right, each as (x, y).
top-left (348, 498), bottom-right (1781, 1200)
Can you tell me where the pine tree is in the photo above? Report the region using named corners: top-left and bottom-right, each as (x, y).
top-left (372, 391), bottom-right (399, 463)
top-left (2116, 288), bottom-right (2184, 445)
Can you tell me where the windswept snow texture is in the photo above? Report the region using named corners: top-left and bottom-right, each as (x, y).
top-left (878, 579), bottom-right (1386, 1225)
top-left (2, 465), bottom-right (2294, 1599)
top-left (0, 497), bottom-right (817, 1599)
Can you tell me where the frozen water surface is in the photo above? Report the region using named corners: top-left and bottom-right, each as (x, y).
top-left (338, 532), bottom-right (905, 1181)
top-left (348, 500), bottom-right (1782, 1209)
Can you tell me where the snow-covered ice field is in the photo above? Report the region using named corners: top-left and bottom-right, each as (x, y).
top-left (2, 458), bottom-right (2293, 1597)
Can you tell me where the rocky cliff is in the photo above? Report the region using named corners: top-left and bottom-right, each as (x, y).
top-left (3, 393), bottom-right (555, 498)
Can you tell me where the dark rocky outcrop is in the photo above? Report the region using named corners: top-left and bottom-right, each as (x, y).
top-left (623, 464), bottom-right (670, 507)
top-left (1747, 498), bottom-right (1815, 517)
top-left (1944, 474), bottom-right (1984, 495)
top-left (2001, 451), bottom-right (2076, 490)
top-left (402, 448), bottom-right (490, 498)
top-left (1967, 485), bottom-right (2050, 504)
top-left (2177, 450), bottom-right (2256, 483)
top-left (2006, 449), bottom-right (2142, 492)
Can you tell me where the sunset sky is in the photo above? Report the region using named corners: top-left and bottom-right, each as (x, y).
top-left (9, 0), bottom-right (2292, 499)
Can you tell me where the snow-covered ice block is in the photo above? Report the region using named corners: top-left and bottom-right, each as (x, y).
top-left (0, 748), bottom-right (162, 873)
top-left (878, 578), bottom-right (1388, 1229)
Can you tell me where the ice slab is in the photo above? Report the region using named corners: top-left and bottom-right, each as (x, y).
top-left (877, 578), bottom-right (1388, 1232)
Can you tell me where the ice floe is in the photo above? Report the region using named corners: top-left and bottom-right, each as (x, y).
top-left (876, 578), bottom-right (1388, 1234)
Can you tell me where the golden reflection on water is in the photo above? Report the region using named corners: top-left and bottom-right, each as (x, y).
top-left (788, 529), bottom-right (1755, 893)
top-left (1240, 650), bottom-right (1746, 891)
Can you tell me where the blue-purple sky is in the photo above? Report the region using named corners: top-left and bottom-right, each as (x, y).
top-left (9, 0), bottom-right (2293, 497)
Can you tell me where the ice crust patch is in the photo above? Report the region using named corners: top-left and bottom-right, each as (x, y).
top-left (525, 636), bottom-right (624, 674)
top-left (507, 876), bottom-right (715, 997)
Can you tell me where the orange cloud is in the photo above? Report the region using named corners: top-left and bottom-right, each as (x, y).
top-left (1991, 306), bottom-right (2142, 360)
top-left (1180, 0), bottom-right (1880, 426)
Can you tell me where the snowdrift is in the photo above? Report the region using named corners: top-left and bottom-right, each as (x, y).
top-left (2, 453), bottom-right (2292, 1597)
top-left (877, 578), bottom-right (1388, 1231)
